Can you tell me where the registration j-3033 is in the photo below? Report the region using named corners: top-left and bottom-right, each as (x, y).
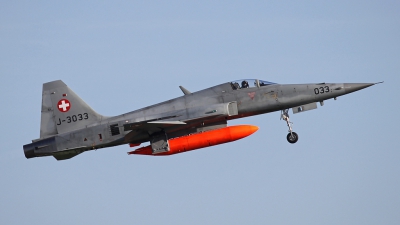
top-left (56, 113), bottom-right (89, 125)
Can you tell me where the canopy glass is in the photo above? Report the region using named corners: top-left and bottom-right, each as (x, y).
top-left (230, 79), bottom-right (276, 90)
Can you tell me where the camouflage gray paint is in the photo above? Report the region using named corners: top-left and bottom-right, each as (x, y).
top-left (23, 79), bottom-right (379, 160)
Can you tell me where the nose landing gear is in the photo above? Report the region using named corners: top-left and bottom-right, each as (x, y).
top-left (281, 109), bottom-right (299, 144)
top-left (286, 132), bottom-right (299, 143)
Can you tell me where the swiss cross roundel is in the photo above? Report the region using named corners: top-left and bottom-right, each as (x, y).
top-left (57, 99), bottom-right (71, 112)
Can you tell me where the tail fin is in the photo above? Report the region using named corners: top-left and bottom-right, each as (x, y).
top-left (40, 80), bottom-right (107, 139)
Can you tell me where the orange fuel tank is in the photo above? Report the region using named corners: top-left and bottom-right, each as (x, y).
top-left (128, 125), bottom-right (259, 156)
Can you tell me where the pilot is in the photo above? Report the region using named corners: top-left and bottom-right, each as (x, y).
top-left (233, 82), bottom-right (240, 90)
top-left (241, 80), bottom-right (249, 88)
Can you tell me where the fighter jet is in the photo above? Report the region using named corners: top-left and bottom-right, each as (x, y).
top-left (23, 79), bottom-right (380, 160)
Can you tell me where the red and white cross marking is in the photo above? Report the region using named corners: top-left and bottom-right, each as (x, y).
top-left (57, 99), bottom-right (71, 112)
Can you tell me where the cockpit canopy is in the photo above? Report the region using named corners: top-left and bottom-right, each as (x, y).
top-left (230, 79), bottom-right (276, 90)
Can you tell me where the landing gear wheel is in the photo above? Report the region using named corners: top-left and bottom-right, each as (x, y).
top-left (281, 109), bottom-right (299, 144)
top-left (287, 132), bottom-right (299, 144)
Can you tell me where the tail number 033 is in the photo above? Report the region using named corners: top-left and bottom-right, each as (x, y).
top-left (314, 86), bottom-right (330, 95)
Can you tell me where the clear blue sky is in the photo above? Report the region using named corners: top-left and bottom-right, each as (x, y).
top-left (1, 1), bottom-right (399, 224)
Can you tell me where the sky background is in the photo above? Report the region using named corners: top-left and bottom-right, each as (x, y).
top-left (1, 1), bottom-right (399, 224)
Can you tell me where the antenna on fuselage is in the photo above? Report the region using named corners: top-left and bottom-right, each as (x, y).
top-left (179, 86), bottom-right (191, 95)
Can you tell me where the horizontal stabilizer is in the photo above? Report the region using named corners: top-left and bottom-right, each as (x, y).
top-left (52, 148), bottom-right (84, 160)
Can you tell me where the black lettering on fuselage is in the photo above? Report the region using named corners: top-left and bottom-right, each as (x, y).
top-left (56, 113), bottom-right (89, 126)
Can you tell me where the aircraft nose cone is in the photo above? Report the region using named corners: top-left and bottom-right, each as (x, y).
top-left (344, 83), bottom-right (375, 94)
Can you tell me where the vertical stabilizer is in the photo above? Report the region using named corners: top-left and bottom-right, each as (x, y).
top-left (40, 80), bottom-right (106, 138)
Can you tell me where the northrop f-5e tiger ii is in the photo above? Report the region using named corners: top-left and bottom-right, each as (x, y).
top-left (23, 79), bottom-right (380, 160)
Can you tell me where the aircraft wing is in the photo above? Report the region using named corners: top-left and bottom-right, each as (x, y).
top-left (122, 101), bottom-right (237, 143)
top-left (123, 118), bottom-right (187, 143)
top-left (124, 120), bottom-right (186, 131)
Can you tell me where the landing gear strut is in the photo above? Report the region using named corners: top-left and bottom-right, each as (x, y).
top-left (281, 109), bottom-right (299, 144)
